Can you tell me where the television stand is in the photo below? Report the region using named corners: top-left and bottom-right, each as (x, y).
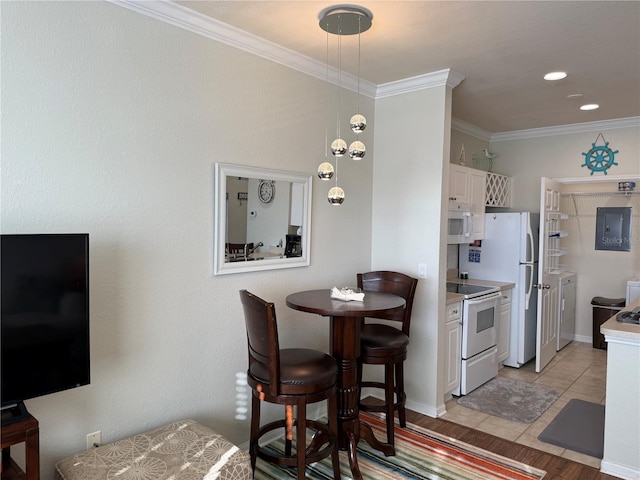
top-left (1, 403), bottom-right (30, 427)
top-left (1, 410), bottom-right (39, 480)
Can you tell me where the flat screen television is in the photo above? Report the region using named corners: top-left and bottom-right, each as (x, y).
top-left (1, 233), bottom-right (90, 425)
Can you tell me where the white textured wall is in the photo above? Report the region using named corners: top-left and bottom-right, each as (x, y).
top-left (490, 126), bottom-right (639, 211)
top-left (1, 2), bottom-right (374, 477)
top-left (371, 85), bottom-right (451, 416)
top-left (490, 126), bottom-right (640, 342)
top-left (450, 128), bottom-right (490, 167)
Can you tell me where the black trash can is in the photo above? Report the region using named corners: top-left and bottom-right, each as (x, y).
top-left (591, 296), bottom-right (626, 349)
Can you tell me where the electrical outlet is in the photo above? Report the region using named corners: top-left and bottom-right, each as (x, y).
top-left (86, 431), bottom-right (101, 449)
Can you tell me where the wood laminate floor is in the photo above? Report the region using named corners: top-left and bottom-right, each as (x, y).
top-left (405, 408), bottom-right (616, 480)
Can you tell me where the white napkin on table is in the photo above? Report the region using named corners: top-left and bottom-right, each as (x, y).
top-left (331, 287), bottom-right (365, 302)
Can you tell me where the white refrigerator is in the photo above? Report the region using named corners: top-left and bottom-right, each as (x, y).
top-left (459, 212), bottom-right (539, 368)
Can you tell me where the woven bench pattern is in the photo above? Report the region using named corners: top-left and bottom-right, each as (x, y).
top-left (55, 419), bottom-right (252, 480)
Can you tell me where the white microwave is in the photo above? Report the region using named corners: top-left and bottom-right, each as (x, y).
top-left (448, 205), bottom-right (473, 244)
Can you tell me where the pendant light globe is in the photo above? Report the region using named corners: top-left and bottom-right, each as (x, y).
top-left (348, 140), bottom-right (366, 160)
top-left (331, 138), bottom-right (348, 157)
top-left (328, 186), bottom-right (345, 205)
top-left (350, 114), bottom-right (366, 133)
top-left (317, 162), bottom-right (335, 180)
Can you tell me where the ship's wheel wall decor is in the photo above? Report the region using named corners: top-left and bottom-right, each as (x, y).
top-left (581, 133), bottom-right (619, 175)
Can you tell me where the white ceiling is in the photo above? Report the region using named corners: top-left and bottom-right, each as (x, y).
top-left (171, 1), bottom-right (640, 134)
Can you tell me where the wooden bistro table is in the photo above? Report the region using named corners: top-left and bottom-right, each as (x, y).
top-left (286, 289), bottom-right (406, 480)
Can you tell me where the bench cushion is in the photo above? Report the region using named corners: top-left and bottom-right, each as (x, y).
top-left (55, 419), bottom-right (252, 480)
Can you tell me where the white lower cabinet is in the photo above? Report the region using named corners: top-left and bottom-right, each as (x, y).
top-left (498, 289), bottom-right (512, 364)
top-left (445, 302), bottom-right (462, 394)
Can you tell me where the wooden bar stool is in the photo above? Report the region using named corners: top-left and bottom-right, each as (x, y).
top-left (239, 290), bottom-right (341, 480)
top-left (356, 271), bottom-right (418, 446)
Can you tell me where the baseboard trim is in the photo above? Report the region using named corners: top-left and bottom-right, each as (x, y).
top-left (600, 459), bottom-right (640, 480)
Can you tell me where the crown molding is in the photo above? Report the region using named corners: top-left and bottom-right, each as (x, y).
top-left (375, 69), bottom-right (465, 99)
top-left (451, 118), bottom-right (492, 141)
top-left (108, 0), bottom-right (461, 99)
top-left (490, 116), bottom-right (640, 142)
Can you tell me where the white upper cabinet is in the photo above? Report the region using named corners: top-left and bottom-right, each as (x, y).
top-left (448, 164), bottom-right (487, 240)
top-left (449, 164), bottom-right (472, 205)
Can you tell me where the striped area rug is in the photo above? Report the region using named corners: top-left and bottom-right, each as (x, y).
top-left (254, 412), bottom-right (546, 479)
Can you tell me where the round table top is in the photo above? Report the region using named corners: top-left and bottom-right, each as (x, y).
top-left (286, 289), bottom-right (406, 317)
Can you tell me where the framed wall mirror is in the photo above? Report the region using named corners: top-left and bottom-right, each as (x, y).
top-left (213, 163), bottom-right (312, 275)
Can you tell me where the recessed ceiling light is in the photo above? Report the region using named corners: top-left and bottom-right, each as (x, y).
top-left (567, 93), bottom-right (583, 100)
top-left (544, 71), bottom-right (567, 81)
top-left (580, 104), bottom-right (600, 111)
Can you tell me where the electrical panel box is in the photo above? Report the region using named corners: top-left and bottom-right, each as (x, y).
top-left (595, 207), bottom-right (632, 251)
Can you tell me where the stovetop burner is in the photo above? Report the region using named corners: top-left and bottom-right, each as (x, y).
top-left (446, 282), bottom-right (499, 299)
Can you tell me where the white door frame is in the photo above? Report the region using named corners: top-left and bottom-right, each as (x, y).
top-left (534, 173), bottom-right (639, 373)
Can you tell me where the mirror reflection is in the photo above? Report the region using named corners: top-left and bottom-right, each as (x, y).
top-left (214, 163), bottom-right (312, 275)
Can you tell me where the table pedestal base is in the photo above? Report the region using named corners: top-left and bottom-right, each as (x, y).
top-left (332, 315), bottom-right (395, 480)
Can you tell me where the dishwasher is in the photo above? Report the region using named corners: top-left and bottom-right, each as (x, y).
top-left (558, 272), bottom-right (576, 351)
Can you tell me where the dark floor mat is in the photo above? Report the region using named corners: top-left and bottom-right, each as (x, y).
top-left (538, 398), bottom-right (605, 458)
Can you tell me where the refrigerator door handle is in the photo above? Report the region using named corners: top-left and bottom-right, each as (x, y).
top-left (525, 263), bottom-right (534, 309)
top-left (526, 217), bottom-right (535, 264)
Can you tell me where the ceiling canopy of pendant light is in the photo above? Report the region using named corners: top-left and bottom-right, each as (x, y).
top-left (318, 6), bottom-right (373, 35)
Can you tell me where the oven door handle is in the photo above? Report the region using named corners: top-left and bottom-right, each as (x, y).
top-left (465, 291), bottom-right (501, 305)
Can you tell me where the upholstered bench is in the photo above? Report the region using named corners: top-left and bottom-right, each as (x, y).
top-left (55, 419), bottom-right (252, 480)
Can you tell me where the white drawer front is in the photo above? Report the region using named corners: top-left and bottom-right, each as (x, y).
top-left (500, 289), bottom-right (512, 304)
top-left (447, 302), bottom-right (461, 321)
top-left (460, 346), bottom-right (498, 395)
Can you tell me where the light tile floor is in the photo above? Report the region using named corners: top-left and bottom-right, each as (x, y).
top-left (443, 341), bottom-right (607, 469)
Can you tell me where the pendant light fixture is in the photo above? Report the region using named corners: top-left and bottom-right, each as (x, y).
top-left (317, 5), bottom-right (372, 205)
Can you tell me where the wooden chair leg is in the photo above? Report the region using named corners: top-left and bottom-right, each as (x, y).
top-left (396, 362), bottom-right (407, 427)
top-left (285, 405), bottom-right (293, 457)
top-left (384, 363), bottom-right (395, 446)
top-left (328, 392), bottom-right (342, 480)
top-left (250, 394), bottom-right (261, 472)
top-left (296, 401), bottom-right (306, 480)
